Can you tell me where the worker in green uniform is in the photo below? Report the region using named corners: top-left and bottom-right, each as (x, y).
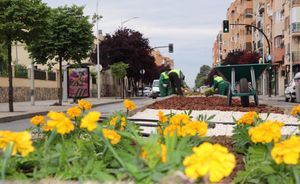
top-left (168, 69), bottom-right (185, 96)
top-left (213, 75), bottom-right (229, 96)
top-left (159, 70), bottom-right (173, 97)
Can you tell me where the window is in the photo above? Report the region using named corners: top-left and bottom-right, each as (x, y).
top-left (274, 36), bottom-right (284, 49)
top-left (246, 26), bottom-right (252, 35)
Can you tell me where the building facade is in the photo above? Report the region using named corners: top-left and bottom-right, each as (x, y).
top-left (213, 0), bottom-right (300, 96)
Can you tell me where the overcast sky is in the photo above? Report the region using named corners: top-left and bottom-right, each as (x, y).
top-left (44, 0), bottom-right (232, 87)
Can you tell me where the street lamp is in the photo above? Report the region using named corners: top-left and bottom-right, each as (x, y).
top-left (27, 60), bottom-right (35, 105)
top-left (96, 0), bottom-right (102, 99)
top-left (140, 69), bottom-right (145, 96)
top-left (121, 17), bottom-right (140, 27)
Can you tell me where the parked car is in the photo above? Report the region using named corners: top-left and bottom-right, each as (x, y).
top-left (150, 80), bottom-right (160, 99)
top-left (137, 87), bottom-right (151, 97)
top-left (284, 72), bottom-right (300, 102)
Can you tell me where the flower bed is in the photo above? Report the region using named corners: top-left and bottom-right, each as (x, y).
top-left (0, 100), bottom-right (299, 183)
top-left (148, 96), bottom-right (284, 114)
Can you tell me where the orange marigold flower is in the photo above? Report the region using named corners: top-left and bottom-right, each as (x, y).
top-left (157, 111), bottom-right (168, 123)
top-left (291, 105), bottom-right (300, 117)
top-left (237, 111), bottom-right (259, 125)
top-left (124, 99), bottom-right (136, 111)
top-left (78, 99), bottom-right (92, 110)
top-left (67, 106), bottom-right (82, 119)
top-left (30, 115), bottom-right (45, 126)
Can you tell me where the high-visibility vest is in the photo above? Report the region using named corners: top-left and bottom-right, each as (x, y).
top-left (161, 72), bottom-right (169, 79)
top-left (169, 69), bottom-right (180, 76)
top-left (214, 76), bottom-right (224, 83)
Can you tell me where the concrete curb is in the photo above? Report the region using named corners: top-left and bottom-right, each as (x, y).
top-left (0, 100), bottom-right (123, 123)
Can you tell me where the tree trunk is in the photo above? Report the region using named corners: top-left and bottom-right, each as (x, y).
top-left (121, 77), bottom-right (124, 99)
top-left (7, 39), bottom-right (13, 112)
top-left (58, 57), bottom-right (63, 105)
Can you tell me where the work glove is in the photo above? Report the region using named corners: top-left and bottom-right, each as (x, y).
top-left (163, 84), bottom-right (168, 87)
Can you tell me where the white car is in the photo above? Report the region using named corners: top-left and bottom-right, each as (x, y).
top-left (284, 72), bottom-right (300, 102)
top-left (150, 79), bottom-right (160, 99)
top-left (138, 87), bottom-right (151, 97)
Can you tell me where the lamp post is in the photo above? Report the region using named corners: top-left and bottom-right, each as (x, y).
top-left (289, 0), bottom-right (293, 81)
top-left (96, 0), bottom-right (102, 99)
top-left (140, 69), bottom-right (145, 96)
top-left (121, 17), bottom-right (140, 27)
top-left (28, 60), bottom-right (35, 105)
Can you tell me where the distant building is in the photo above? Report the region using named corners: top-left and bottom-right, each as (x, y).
top-left (151, 50), bottom-right (174, 68)
top-left (213, 0), bottom-right (300, 96)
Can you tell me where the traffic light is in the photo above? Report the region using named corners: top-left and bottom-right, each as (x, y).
top-left (223, 20), bottom-right (229, 33)
top-left (168, 43), bottom-right (174, 53)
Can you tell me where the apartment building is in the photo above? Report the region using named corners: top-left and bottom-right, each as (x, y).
top-left (221, 0), bottom-right (253, 59)
top-left (213, 0), bottom-right (300, 96)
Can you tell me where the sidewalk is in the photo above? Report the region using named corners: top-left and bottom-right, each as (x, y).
top-left (258, 95), bottom-right (297, 114)
top-left (0, 97), bottom-right (124, 123)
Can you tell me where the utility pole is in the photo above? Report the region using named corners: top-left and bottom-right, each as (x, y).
top-left (96, 0), bottom-right (101, 99)
top-left (30, 60), bottom-right (35, 105)
top-left (290, 0), bottom-right (293, 81)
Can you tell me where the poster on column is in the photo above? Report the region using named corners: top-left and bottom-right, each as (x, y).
top-left (67, 67), bottom-right (90, 98)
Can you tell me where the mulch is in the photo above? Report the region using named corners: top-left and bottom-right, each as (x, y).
top-left (148, 96), bottom-right (284, 114)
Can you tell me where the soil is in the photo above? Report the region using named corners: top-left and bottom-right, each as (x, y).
top-left (149, 96), bottom-right (284, 114)
top-left (210, 136), bottom-right (244, 184)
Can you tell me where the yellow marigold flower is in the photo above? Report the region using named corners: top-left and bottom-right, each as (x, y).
top-left (248, 121), bottom-right (284, 144)
top-left (109, 116), bottom-right (126, 130)
top-left (182, 121), bottom-right (208, 137)
top-left (0, 131), bottom-right (34, 157)
top-left (271, 136), bottom-right (300, 165)
top-left (46, 111), bottom-right (74, 135)
top-left (67, 106), bottom-right (82, 119)
top-left (124, 99), bottom-right (136, 111)
top-left (140, 148), bottom-right (148, 160)
top-left (120, 117), bottom-right (126, 130)
top-left (183, 142), bottom-right (236, 182)
top-left (109, 117), bottom-right (118, 126)
top-left (163, 124), bottom-right (183, 137)
top-left (291, 105), bottom-right (300, 117)
top-left (157, 111), bottom-right (168, 123)
top-left (102, 128), bottom-right (121, 144)
top-left (80, 111), bottom-right (101, 132)
top-left (161, 144), bottom-right (167, 163)
top-left (30, 115), bottom-right (45, 126)
top-left (170, 114), bottom-right (190, 125)
top-left (78, 99), bottom-right (92, 110)
top-left (237, 111), bottom-right (259, 125)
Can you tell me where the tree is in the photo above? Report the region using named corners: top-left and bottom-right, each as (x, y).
top-left (222, 50), bottom-right (259, 65)
top-left (0, 0), bottom-right (50, 112)
top-left (194, 65), bottom-right (211, 88)
top-left (28, 5), bottom-right (94, 105)
top-left (110, 62), bottom-right (129, 98)
top-left (90, 28), bottom-right (155, 92)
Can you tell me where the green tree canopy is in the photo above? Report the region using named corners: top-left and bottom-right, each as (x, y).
top-left (194, 65), bottom-right (211, 88)
top-left (0, 0), bottom-right (50, 111)
top-left (28, 5), bottom-right (94, 105)
top-left (110, 62), bottom-right (129, 79)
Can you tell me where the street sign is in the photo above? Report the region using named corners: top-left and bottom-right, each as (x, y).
top-left (96, 64), bottom-right (102, 72)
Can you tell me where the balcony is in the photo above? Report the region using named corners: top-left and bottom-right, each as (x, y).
top-left (244, 8), bottom-right (253, 18)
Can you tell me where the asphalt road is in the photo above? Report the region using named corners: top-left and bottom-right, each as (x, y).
top-left (0, 98), bottom-right (157, 131)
